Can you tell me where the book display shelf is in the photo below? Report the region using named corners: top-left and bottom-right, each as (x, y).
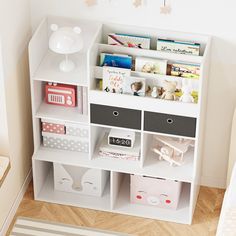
top-left (29, 16), bottom-right (211, 224)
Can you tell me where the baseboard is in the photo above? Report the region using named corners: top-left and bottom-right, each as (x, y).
top-left (0, 169), bottom-right (32, 236)
top-left (201, 175), bottom-right (226, 189)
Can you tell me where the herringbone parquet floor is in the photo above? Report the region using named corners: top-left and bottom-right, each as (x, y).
top-left (7, 183), bottom-right (225, 236)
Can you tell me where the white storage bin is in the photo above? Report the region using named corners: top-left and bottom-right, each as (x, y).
top-left (53, 163), bottom-right (109, 196)
top-left (130, 175), bottom-right (182, 210)
top-left (65, 122), bottom-right (89, 138)
top-left (42, 132), bottom-right (89, 153)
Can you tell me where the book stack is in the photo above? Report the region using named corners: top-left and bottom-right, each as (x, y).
top-left (98, 133), bottom-right (140, 161)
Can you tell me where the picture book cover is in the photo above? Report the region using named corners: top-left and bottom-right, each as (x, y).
top-left (100, 53), bottom-right (132, 69)
top-left (170, 63), bottom-right (200, 79)
top-left (123, 76), bottom-right (146, 97)
top-left (103, 66), bottom-right (131, 93)
top-left (135, 57), bottom-right (167, 75)
top-left (108, 33), bottom-right (151, 49)
top-left (157, 39), bottom-right (200, 56)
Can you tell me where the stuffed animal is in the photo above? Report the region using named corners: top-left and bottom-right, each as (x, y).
top-left (179, 80), bottom-right (194, 103)
top-left (161, 81), bottom-right (177, 101)
top-left (151, 87), bottom-right (159, 98)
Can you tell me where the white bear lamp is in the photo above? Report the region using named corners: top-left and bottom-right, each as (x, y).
top-left (49, 24), bottom-right (83, 72)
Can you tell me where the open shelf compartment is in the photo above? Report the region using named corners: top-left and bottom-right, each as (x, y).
top-left (33, 159), bottom-right (111, 211)
top-left (111, 172), bottom-right (191, 224)
top-left (29, 16), bottom-right (102, 86)
top-left (142, 132), bottom-right (195, 183)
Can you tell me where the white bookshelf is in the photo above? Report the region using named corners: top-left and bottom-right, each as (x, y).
top-left (29, 16), bottom-right (211, 224)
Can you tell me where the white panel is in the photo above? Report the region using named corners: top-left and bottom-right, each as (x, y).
top-left (110, 172), bottom-right (124, 209)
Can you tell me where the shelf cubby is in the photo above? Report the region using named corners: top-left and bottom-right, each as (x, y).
top-left (142, 132), bottom-right (195, 182)
top-left (33, 160), bottom-right (111, 211)
top-left (110, 172), bottom-right (191, 224)
top-left (90, 125), bottom-right (142, 164)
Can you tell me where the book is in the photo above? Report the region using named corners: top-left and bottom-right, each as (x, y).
top-left (157, 39), bottom-right (200, 56)
top-left (100, 53), bottom-right (132, 69)
top-left (135, 57), bottom-right (167, 75)
top-left (82, 87), bottom-right (88, 115)
top-left (123, 76), bottom-right (146, 97)
top-left (102, 66), bottom-right (131, 94)
top-left (77, 86), bottom-right (83, 114)
top-left (169, 63), bottom-right (200, 79)
top-left (108, 33), bottom-right (151, 49)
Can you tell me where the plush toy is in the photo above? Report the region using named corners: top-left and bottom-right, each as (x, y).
top-left (179, 80), bottom-right (194, 103)
top-left (151, 87), bottom-right (159, 98)
top-left (161, 81), bottom-right (177, 101)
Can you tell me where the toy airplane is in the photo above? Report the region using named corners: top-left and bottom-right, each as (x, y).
top-left (152, 135), bottom-right (194, 167)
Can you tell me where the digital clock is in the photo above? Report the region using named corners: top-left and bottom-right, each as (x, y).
top-left (109, 137), bottom-right (132, 147)
top-left (108, 129), bottom-right (135, 148)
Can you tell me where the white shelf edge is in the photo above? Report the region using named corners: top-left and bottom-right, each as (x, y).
top-left (98, 44), bottom-right (203, 64)
top-left (90, 123), bottom-right (142, 133)
top-left (35, 102), bottom-right (89, 124)
top-left (94, 65), bottom-right (200, 82)
top-left (89, 90), bottom-right (198, 118)
top-left (143, 130), bottom-right (196, 140)
top-left (33, 146), bottom-right (194, 183)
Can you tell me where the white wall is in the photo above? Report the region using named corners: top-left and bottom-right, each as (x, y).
top-left (0, 41), bottom-right (9, 156)
top-left (29, 0), bottom-right (236, 188)
top-left (0, 0), bottom-right (33, 232)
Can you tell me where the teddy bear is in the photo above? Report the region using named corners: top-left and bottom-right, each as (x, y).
top-left (161, 80), bottom-right (177, 101)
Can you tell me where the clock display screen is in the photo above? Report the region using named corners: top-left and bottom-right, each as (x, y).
top-left (109, 137), bottom-right (132, 147)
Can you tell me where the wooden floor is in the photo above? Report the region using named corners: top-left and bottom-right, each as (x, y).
top-left (8, 183), bottom-right (225, 236)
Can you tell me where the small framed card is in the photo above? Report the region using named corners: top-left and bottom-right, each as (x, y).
top-left (123, 76), bottom-right (146, 97)
top-left (103, 67), bottom-right (131, 94)
top-left (135, 57), bottom-right (167, 75)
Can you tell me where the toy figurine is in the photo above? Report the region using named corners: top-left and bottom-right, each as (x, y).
top-left (131, 82), bottom-right (143, 96)
top-left (179, 80), bottom-right (194, 103)
top-left (151, 87), bottom-right (159, 98)
top-left (161, 80), bottom-right (177, 101)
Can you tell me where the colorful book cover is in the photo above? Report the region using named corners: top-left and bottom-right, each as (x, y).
top-left (77, 86), bottom-right (83, 114)
top-left (82, 87), bottom-right (88, 115)
top-left (157, 39), bottom-right (200, 56)
top-left (170, 63), bottom-right (200, 79)
top-left (103, 66), bottom-right (131, 94)
top-left (108, 33), bottom-right (151, 49)
top-left (135, 57), bottom-right (167, 75)
top-left (123, 76), bottom-right (146, 97)
top-left (100, 53), bottom-right (132, 69)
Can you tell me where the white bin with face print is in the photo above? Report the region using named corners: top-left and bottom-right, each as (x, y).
top-left (53, 163), bottom-right (109, 197)
top-left (130, 175), bottom-right (182, 210)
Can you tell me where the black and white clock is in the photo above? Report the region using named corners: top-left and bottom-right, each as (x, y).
top-left (108, 129), bottom-right (135, 148)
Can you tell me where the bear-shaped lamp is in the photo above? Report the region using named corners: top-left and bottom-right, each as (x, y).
top-left (49, 24), bottom-right (83, 72)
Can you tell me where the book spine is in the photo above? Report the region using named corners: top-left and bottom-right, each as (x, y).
top-left (77, 86), bottom-right (83, 114)
top-left (82, 87), bottom-right (88, 115)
